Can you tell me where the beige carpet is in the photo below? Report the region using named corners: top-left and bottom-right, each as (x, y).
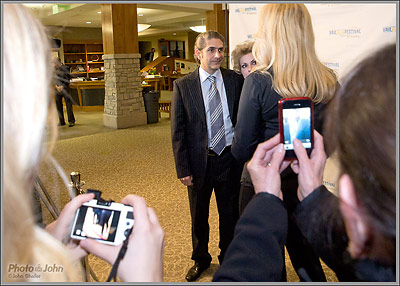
top-left (38, 110), bottom-right (338, 283)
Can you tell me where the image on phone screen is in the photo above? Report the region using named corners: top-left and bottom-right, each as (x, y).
top-left (282, 107), bottom-right (311, 150)
top-left (72, 206), bottom-right (120, 242)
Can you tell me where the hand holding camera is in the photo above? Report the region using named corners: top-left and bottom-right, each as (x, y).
top-left (79, 194), bottom-right (165, 282)
top-left (70, 190), bottom-right (134, 246)
top-left (45, 192), bottom-right (95, 260)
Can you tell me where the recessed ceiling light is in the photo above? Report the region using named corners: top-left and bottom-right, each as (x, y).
top-left (86, 21), bottom-right (92, 24)
top-left (97, 11), bottom-right (101, 14)
top-left (173, 33), bottom-right (177, 36)
top-left (138, 13), bottom-right (144, 16)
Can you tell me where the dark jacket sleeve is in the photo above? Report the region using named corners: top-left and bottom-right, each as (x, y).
top-left (231, 73), bottom-right (264, 163)
top-left (293, 185), bottom-right (358, 281)
top-left (213, 192), bottom-right (287, 282)
top-left (170, 80), bottom-right (191, 179)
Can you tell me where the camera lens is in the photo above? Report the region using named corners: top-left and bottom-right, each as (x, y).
top-left (124, 229), bottom-right (130, 237)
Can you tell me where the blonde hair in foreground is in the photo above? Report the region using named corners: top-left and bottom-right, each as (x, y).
top-left (253, 4), bottom-right (338, 103)
top-left (3, 4), bottom-right (83, 282)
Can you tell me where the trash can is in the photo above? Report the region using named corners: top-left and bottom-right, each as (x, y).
top-left (143, 90), bottom-right (160, 124)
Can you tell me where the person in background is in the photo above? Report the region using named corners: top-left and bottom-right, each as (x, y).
top-left (4, 4), bottom-right (164, 282)
top-left (231, 3), bottom-right (339, 281)
top-left (231, 40), bottom-right (258, 214)
top-left (54, 57), bottom-right (75, 127)
top-left (171, 30), bottom-right (244, 282)
top-left (213, 43), bottom-right (396, 282)
top-left (231, 40), bottom-right (256, 79)
top-left (145, 47), bottom-right (156, 62)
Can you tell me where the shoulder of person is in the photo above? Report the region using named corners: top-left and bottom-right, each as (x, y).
top-left (244, 70), bottom-right (273, 89)
top-left (220, 67), bottom-right (239, 77)
top-left (221, 67), bottom-right (244, 84)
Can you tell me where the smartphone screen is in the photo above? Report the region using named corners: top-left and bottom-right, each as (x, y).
top-left (282, 107), bottom-right (312, 150)
top-left (279, 97), bottom-right (313, 159)
top-left (72, 206), bottom-right (121, 242)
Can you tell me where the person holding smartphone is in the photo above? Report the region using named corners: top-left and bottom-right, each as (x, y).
top-left (231, 4), bottom-right (339, 281)
top-left (214, 43), bottom-right (396, 282)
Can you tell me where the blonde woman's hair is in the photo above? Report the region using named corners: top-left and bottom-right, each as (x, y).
top-left (231, 40), bottom-right (254, 73)
top-left (3, 4), bottom-right (83, 282)
top-left (253, 4), bottom-right (338, 103)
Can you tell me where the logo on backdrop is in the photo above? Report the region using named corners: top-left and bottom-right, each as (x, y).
top-left (329, 28), bottom-right (361, 38)
top-left (234, 7), bottom-right (257, 15)
top-left (382, 26), bottom-right (396, 33)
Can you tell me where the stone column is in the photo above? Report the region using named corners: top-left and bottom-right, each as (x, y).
top-left (101, 4), bottom-right (147, 128)
top-left (103, 53), bottom-right (146, 128)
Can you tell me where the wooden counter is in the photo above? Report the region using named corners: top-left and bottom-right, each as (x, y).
top-left (70, 80), bottom-right (156, 111)
top-left (70, 81), bottom-right (105, 110)
top-left (141, 77), bottom-right (162, 91)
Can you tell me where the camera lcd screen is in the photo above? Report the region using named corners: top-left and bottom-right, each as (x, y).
top-left (282, 107), bottom-right (311, 150)
top-left (72, 206), bottom-right (120, 242)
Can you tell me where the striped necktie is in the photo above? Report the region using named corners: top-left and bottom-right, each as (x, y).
top-left (207, 75), bottom-right (226, 155)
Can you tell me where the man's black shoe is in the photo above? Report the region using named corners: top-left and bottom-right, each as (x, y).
top-left (185, 262), bottom-right (209, 282)
top-left (68, 122), bottom-right (75, 127)
top-left (58, 122), bottom-right (66, 126)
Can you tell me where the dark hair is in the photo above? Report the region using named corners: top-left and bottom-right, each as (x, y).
top-left (324, 43), bottom-right (396, 264)
top-left (193, 30), bottom-right (225, 64)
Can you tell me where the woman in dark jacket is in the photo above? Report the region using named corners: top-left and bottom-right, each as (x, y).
top-left (214, 43), bottom-right (396, 282)
top-left (231, 3), bottom-right (338, 281)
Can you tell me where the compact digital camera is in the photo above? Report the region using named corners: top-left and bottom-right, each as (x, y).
top-left (71, 190), bottom-right (134, 246)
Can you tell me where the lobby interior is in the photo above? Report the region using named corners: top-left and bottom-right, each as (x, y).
top-left (25, 3), bottom-right (341, 283)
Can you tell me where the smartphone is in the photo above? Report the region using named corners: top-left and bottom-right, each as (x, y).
top-left (278, 97), bottom-right (314, 160)
top-left (71, 199), bottom-right (134, 246)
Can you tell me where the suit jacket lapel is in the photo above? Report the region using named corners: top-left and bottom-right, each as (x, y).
top-left (188, 68), bottom-right (206, 125)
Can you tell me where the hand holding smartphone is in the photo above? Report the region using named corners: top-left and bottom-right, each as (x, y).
top-left (279, 97), bottom-right (314, 160)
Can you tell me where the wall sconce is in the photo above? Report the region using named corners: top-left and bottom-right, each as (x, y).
top-left (138, 24), bottom-right (151, 32)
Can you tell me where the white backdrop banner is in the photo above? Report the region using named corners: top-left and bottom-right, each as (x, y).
top-left (229, 3), bottom-right (397, 81)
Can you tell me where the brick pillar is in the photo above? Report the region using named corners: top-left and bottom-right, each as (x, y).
top-left (103, 53), bottom-right (146, 128)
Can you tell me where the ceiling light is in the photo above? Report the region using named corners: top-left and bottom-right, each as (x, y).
top-left (97, 11), bottom-right (101, 14)
top-left (190, 26), bottom-right (206, 33)
top-left (138, 24), bottom-right (151, 32)
top-left (86, 21), bottom-right (92, 24)
top-left (138, 13), bottom-right (144, 16)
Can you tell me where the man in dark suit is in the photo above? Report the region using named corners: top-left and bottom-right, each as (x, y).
top-left (171, 31), bottom-right (244, 282)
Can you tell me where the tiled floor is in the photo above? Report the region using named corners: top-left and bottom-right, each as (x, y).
top-left (38, 109), bottom-right (338, 283)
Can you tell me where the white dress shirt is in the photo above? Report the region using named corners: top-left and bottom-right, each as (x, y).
top-left (199, 67), bottom-right (234, 148)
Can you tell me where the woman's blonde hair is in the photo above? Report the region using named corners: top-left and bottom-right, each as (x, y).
top-left (231, 40), bottom-right (254, 73)
top-left (253, 4), bottom-right (338, 103)
top-left (3, 4), bottom-right (83, 282)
